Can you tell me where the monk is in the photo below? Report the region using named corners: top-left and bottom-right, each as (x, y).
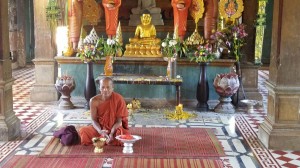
top-left (171, 0), bottom-right (191, 41)
top-left (79, 77), bottom-right (129, 146)
top-left (102, 0), bottom-right (121, 38)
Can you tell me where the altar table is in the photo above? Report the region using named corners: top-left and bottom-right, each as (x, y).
top-left (96, 74), bottom-right (183, 105)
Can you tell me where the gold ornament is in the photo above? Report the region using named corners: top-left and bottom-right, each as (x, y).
top-left (254, 0), bottom-right (267, 65)
top-left (83, 0), bottom-right (101, 25)
top-left (185, 29), bottom-right (204, 46)
top-left (115, 21), bottom-right (123, 46)
top-left (186, 0), bottom-right (204, 46)
top-left (189, 0), bottom-right (205, 27)
top-left (165, 104), bottom-right (197, 120)
top-left (219, 0), bottom-right (244, 24)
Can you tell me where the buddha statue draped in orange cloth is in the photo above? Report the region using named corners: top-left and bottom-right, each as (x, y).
top-left (68, 0), bottom-right (83, 50)
top-left (171, 0), bottom-right (191, 41)
top-left (102, 0), bottom-right (121, 38)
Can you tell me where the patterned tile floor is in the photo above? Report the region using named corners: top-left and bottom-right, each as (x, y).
top-left (0, 66), bottom-right (299, 168)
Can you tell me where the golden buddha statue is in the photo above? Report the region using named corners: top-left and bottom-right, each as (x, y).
top-left (124, 11), bottom-right (162, 57)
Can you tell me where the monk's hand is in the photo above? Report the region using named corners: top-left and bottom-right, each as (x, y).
top-left (99, 130), bottom-right (109, 138)
top-left (109, 133), bottom-right (114, 141)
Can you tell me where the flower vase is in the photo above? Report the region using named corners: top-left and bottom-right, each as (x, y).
top-left (55, 77), bottom-right (75, 109)
top-left (213, 73), bottom-right (240, 113)
top-left (196, 62), bottom-right (209, 111)
top-left (84, 62), bottom-right (96, 109)
top-left (166, 57), bottom-right (176, 79)
top-left (104, 55), bottom-right (113, 76)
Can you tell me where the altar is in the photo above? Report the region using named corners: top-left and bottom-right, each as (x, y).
top-left (54, 0), bottom-right (251, 106)
top-left (55, 56), bottom-right (235, 105)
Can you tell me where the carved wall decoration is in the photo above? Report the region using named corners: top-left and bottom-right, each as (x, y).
top-left (219, 0), bottom-right (244, 23)
top-left (83, 0), bottom-right (101, 25)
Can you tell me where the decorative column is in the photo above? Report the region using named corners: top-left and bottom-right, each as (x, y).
top-left (254, 0), bottom-right (268, 65)
top-left (8, 0), bottom-right (27, 69)
top-left (0, 0), bottom-right (21, 141)
top-left (258, 0), bottom-right (300, 150)
top-left (30, 0), bottom-right (58, 102)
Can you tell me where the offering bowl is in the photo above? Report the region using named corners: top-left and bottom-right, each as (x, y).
top-left (116, 135), bottom-right (141, 154)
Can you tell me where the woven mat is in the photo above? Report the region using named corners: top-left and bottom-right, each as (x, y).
top-left (2, 155), bottom-right (104, 168)
top-left (40, 127), bottom-right (224, 158)
top-left (112, 158), bottom-right (224, 168)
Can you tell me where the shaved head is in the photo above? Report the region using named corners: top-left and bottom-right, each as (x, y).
top-left (100, 77), bottom-right (113, 86)
top-left (99, 77), bottom-right (114, 98)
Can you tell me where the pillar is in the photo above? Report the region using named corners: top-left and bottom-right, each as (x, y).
top-left (238, 0), bottom-right (262, 103)
top-left (8, 0), bottom-right (27, 69)
top-left (258, 0), bottom-right (300, 150)
top-left (0, 0), bottom-right (21, 141)
top-left (30, 0), bottom-right (58, 102)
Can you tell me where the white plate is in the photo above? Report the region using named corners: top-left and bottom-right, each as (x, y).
top-left (116, 135), bottom-right (142, 143)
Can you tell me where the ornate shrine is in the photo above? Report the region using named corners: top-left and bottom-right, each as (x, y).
top-left (55, 0), bottom-right (262, 109)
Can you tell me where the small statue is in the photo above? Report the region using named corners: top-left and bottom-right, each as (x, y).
top-left (129, 12), bottom-right (161, 45)
top-left (92, 137), bottom-right (107, 153)
top-left (131, 0), bottom-right (161, 15)
top-left (124, 11), bottom-right (162, 57)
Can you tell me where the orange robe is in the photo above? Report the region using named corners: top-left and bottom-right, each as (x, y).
top-left (79, 92), bottom-right (129, 146)
top-left (204, 0), bottom-right (218, 40)
top-left (171, 0), bottom-right (191, 37)
top-left (68, 0), bottom-right (83, 49)
top-left (102, 0), bottom-right (121, 36)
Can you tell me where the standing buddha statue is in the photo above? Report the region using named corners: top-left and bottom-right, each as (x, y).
top-left (102, 0), bottom-right (121, 38)
top-left (171, 0), bottom-right (191, 41)
top-left (68, 0), bottom-right (83, 50)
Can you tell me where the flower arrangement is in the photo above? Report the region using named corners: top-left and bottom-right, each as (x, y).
top-left (77, 43), bottom-right (102, 62)
top-left (211, 23), bottom-right (248, 61)
top-left (76, 37), bottom-right (123, 62)
top-left (189, 42), bottom-right (216, 63)
top-left (161, 33), bottom-right (187, 58)
top-left (95, 37), bottom-right (123, 57)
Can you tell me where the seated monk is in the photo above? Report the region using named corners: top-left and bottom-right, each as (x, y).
top-left (131, 0), bottom-right (161, 14)
top-left (129, 11), bottom-right (161, 45)
top-left (79, 77), bottom-right (129, 146)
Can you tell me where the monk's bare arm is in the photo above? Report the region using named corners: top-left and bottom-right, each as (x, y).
top-left (110, 117), bottom-right (122, 136)
top-left (90, 96), bottom-right (108, 136)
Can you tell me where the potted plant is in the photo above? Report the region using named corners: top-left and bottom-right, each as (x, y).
top-left (76, 28), bottom-right (104, 109)
top-left (211, 23), bottom-right (248, 104)
top-left (95, 37), bottom-right (123, 76)
top-left (188, 42), bottom-right (216, 111)
top-left (211, 23), bottom-right (248, 62)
